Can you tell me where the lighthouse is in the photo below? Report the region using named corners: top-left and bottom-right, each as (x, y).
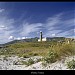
top-left (40, 31), bottom-right (42, 42)
top-left (38, 31), bottom-right (47, 42)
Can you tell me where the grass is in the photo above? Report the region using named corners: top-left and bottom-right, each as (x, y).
top-left (0, 42), bottom-right (50, 57)
top-left (0, 40), bottom-right (75, 63)
top-left (42, 42), bottom-right (75, 63)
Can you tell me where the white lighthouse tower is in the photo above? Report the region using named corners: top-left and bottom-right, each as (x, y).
top-left (38, 31), bottom-right (47, 42)
top-left (40, 31), bottom-right (42, 42)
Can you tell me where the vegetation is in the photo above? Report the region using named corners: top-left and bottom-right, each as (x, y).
top-left (0, 38), bottom-right (75, 63)
top-left (21, 58), bottom-right (34, 66)
top-left (67, 59), bottom-right (75, 69)
top-left (42, 41), bottom-right (75, 63)
top-left (43, 49), bottom-right (58, 63)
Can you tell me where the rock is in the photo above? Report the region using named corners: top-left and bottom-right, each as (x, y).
top-left (0, 55), bottom-right (75, 70)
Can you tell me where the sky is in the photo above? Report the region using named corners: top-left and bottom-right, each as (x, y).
top-left (0, 2), bottom-right (75, 44)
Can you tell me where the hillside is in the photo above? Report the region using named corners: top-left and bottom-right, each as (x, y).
top-left (0, 37), bottom-right (75, 70)
top-left (0, 37), bottom-right (75, 58)
top-left (2, 37), bottom-right (66, 45)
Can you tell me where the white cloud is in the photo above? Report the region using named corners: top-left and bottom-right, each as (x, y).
top-left (19, 12), bottom-right (74, 38)
top-left (0, 11), bottom-right (15, 44)
top-left (22, 37), bottom-right (26, 39)
top-left (0, 25), bottom-right (7, 30)
top-left (74, 29), bottom-right (75, 32)
top-left (44, 30), bottom-right (61, 37)
top-left (43, 13), bottom-right (74, 38)
top-left (8, 36), bottom-right (14, 40)
top-left (0, 11), bottom-right (74, 44)
top-left (52, 33), bottom-right (56, 37)
top-left (57, 29), bottom-right (74, 37)
top-left (46, 13), bottom-right (62, 27)
top-left (16, 37), bottom-right (21, 40)
top-left (0, 8), bottom-right (4, 13)
top-left (20, 23), bottom-right (42, 36)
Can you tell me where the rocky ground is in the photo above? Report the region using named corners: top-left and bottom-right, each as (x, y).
top-left (0, 55), bottom-right (75, 70)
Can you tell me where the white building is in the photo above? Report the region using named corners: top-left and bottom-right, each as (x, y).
top-left (38, 37), bottom-right (47, 42)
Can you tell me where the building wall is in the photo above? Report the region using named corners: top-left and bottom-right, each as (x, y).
top-left (38, 37), bottom-right (47, 42)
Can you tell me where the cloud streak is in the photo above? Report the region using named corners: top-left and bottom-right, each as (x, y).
top-left (0, 9), bottom-right (74, 44)
top-left (43, 12), bottom-right (74, 38)
top-left (0, 8), bottom-right (4, 13)
top-left (0, 10), bottom-right (15, 44)
top-left (20, 22), bottom-right (42, 36)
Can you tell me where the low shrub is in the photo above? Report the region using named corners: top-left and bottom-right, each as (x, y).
top-left (22, 54), bottom-right (29, 58)
top-left (21, 58), bottom-right (34, 66)
top-left (43, 49), bottom-right (58, 63)
top-left (28, 58), bottom-right (34, 65)
top-left (67, 59), bottom-right (75, 69)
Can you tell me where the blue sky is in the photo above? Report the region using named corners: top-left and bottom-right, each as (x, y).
top-left (0, 2), bottom-right (75, 44)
